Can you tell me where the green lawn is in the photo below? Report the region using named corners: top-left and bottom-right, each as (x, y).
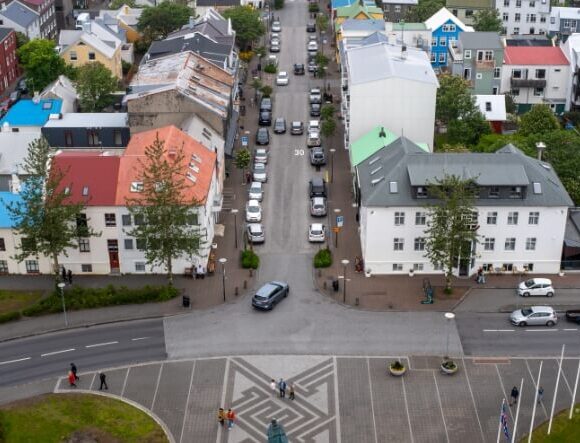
top-left (0, 289), bottom-right (42, 314)
top-left (0, 394), bottom-right (169, 443)
top-left (521, 406), bottom-right (580, 443)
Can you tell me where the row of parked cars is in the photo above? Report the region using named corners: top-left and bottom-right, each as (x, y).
top-left (0, 78), bottom-right (27, 116)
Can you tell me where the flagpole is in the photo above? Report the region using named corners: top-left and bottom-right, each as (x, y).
top-left (511, 377), bottom-right (524, 443)
top-left (569, 359), bottom-right (580, 420)
top-left (528, 361), bottom-right (543, 443)
top-left (548, 344), bottom-right (565, 435)
top-left (497, 398), bottom-right (505, 443)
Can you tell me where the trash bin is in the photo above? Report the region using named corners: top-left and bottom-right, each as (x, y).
top-left (182, 295), bottom-right (190, 308)
top-left (332, 279), bottom-right (339, 292)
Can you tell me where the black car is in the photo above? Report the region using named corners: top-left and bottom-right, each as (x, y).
top-left (274, 117), bottom-right (286, 134)
top-left (256, 127), bottom-right (270, 145)
top-left (310, 103), bottom-right (321, 117)
top-left (293, 63), bottom-right (305, 75)
top-left (259, 110), bottom-right (272, 126)
top-left (252, 281), bottom-right (289, 310)
top-left (306, 22), bottom-right (316, 33)
top-left (260, 97), bottom-right (272, 112)
top-left (310, 146), bottom-right (326, 166)
top-left (309, 177), bottom-right (327, 198)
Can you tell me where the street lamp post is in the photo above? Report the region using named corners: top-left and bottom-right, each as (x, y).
top-left (329, 148), bottom-right (336, 183)
top-left (57, 282), bottom-right (68, 327)
top-left (341, 259), bottom-right (349, 303)
top-left (231, 209), bottom-right (239, 249)
top-left (334, 208), bottom-right (341, 248)
top-left (218, 258), bottom-right (227, 302)
top-left (444, 312), bottom-right (455, 359)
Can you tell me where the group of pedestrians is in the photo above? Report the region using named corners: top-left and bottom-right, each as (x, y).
top-left (66, 362), bottom-right (108, 390)
top-left (509, 385), bottom-right (544, 406)
top-left (270, 378), bottom-right (295, 400)
top-left (61, 267), bottom-right (73, 284)
top-left (217, 408), bottom-right (236, 430)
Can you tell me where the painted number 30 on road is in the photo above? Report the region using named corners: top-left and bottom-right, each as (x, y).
top-left (294, 149), bottom-right (305, 156)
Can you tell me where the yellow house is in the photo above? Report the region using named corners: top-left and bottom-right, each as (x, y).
top-left (334, 2), bottom-right (384, 41)
top-left (59, 25), bottom-right (123, 79)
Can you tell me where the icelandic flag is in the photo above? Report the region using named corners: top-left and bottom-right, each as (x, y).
top-left (501, 401), bottom-right (511, 441)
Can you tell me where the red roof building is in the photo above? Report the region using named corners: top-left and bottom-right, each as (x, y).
top-left (504, 47), bottom-right (569, 66)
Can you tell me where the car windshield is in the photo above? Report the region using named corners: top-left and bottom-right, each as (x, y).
top-left (254, 164), bottom-right (265, 171)
top-left (524, 279), bottom-right (535, 288)
top-left (248, 205), bottom-right (259, 212)
top-left (521, 308), bottom-right (533, 316)
top-left (311, 229), bottom-right (323, 235)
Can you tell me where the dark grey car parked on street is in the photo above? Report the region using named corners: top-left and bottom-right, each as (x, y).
top-left (252, 281), bottom-right (289, 310)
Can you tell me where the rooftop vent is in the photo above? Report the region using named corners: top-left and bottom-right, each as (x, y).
top-left (368, 155), bottom-right (381, 166)
top-left (389, 181), bottom-right (398, 193)
top-left (533, 182), bottom-right (542, 194)
top-left (378, 127), bottom-right (386, 138)
top-left (168, 149), bottom-right (177, 158)
top-left (370, 165), bottom-right (383, 175)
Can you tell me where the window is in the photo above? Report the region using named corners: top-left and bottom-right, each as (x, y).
top-left (513, 27), bottom-right (520, 35)
top-left (534, 87), bottom-right (544, 96)
top-left (81, 264), bottom-right (93, 272)
top-left (529, 14), bottom-right (536, 23)
top-left (104, 213), bottom-right (116, 227)
top-left (487, 212), bottom-right (498, 224)
top-left (535, 69), bottom-right (546, 79)
top-left (124, 239), bottom-right (134, 250)
top-left (0, 238), bottom-right (5, 251)
top-left (136, 238), bottom-right (147, 250)
top-left (88, 52), bottom-right (96, 60)
top-left (504, 0), bottom-right (509, 5)
top-left (503, 13), bottom-right (509, 21)
top-left (484, 50), bottom-right (493, 61)
top-left (122, 214), bottom-right (132, 226)
top-left (494, 67), bottom-right (501, 79)
top-left (439, 37), bottom-right (446, 47)
top-left (76, 213), bottom-right (88, 237)
top-left (392, 263), bottom-right (403, 271)
top-left (135, 262), bottom-right (146, 272)
top-left (430, 53), bottom-right (436, 63)
top-left (64, 130), bottom-right (73, 146)
top-left (113, 129), bottom-right (123, 146)
top-left (448, 24), bottom-right (456, 32)
top-left (78, 238), bottom-right (90, 252)
top-left (0, 260), bottom-right (8, 273)
top-left (394, 212), bottom-right (405, 226)
top-left (464, 50), bottom-right (471, 59)
top-left (510, 186), bottom-right (522, 198)
top-left (505, 238), bottom-right (516, 251)
top-left (393, 238), bottom-right (404, 251)
top-left (414, 237), bottom-right (425, 251)
top-left (526, 238), bottom-right (537, 250)
top-left (70, 51), bottom-right (77, 61)
top-left (485, 102), bottom-right (492, 112)
top-left (134, 214), bottom-right (145, 225)
top-left (515, 13), bottom-right (521, 22)
top-left (489, 186), bottom-right (500, 198)
top-left (529, 0), bottom-right (535, 6)
top-left (507, 212), bottom-right (519, 225)
top-left (512, 69), bottom-right (522, 79)
top-left (528, 211), bottom-right (539, 225)
top-left (466, 9), bottom-right (473, 17)
top-left (87, 129), bottom-right (99, 147)
top-left (439, 53), bottom-right (446, 63)
top-left (525, 263), bottom-right (534, 272)
top-left (416, 186), bottom-right (427, 198)
top-left (415, 212), bottom-right (426, 225)
top-left (511, 88), bottom-right (520, 96)
top-left (21, 237), bottom-right (35, 252)
top-left (431, 39), bottom-right (437, 47)
top-left (25, 260), bottom-right (39, 273)
top-left (484, 238), bottom-right (495, 251)
top-left (413, 263), bottom-right (424, 271)
top-left (516, 0), bottom-right (521, 6)
top-left (394, 5), bottom-right (400, 12)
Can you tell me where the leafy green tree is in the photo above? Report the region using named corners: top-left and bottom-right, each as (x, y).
top-left (424, 175), bottom-right (479, 293)
top-left (235, 148), bottom-right (251, 183)
top-left (315, 52), bottom-right (329, 76)
top-left (15, 31), bottom-right (29, 48)
top-left (17, 39), bottom-right (67, 92)
top-left (518, 104), bottom-right (559, 136)
top-left (109, 0), bottom-right (137, 8)
top-left (4, 138), bottom-right (97, 280)
top-left (321, 118), bottom-right (336, 139)
top-left (447, 111), bottom-right (491, 146)
top-left (222, 6), bottom-right (265, 50)
top-left (316, 13), bottom-right (329, 34)
top-left (436, 75), bottom-right (476, 124)
top-left (260, 85), bottom-right (273, 97)
top-left (405, 0), bottom-right (445, 22)
top-left (137, 2), bottom-right (193, 40)
top-left (505, 94), bottom-right (517, 114)
top-left (125, 134), bottom-right (202, 283)
top-left (473, 9), bottom-right (503, 32)
top-left (75, 62), bottom-right (118, 112)
top-left (321, 104), bottom-right (335, 121)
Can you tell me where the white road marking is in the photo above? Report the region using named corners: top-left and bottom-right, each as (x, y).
top-left (41, 348), bottom-right (75, 357)
top-left (85, 341), bottom-right (118, 348)
top-left (462, 357), bottom-right (486, 441)
top-left (121, 367), bottom-right (131, 397)
top-left (366, 358), bottom-right (378, 443)
top-left (525, 329), bottom-right (558, 332)
top-left (131, 336), bottom-right (150, 341)
top-left (483, 329), bottom-right (515, 332)
top-left (151, 363), bottom-right (164, 411)
top-left (564, 329), bottom-right (579, 331)
top-left (432, 371), bottom-right (450, 443)
top-left (0, 357), bottom-right (31, 366)
top-left (400, 364), bottom-right (415, 443)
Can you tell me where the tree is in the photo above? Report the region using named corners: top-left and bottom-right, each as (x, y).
top-left (518, 104), bottom-right (559, 136)
top-left (15, 31), bottom-right (29, 48)
top-left (405, 0), bottom-right (445, 22)
top-left (137, 3), bottom-right (193, 40)
top-left (473, 9), bottom-right (503, 32)
top-left (315, 52), bottom-right (329, 77)
top-left (109, 0), bottom-right (137, 8)
top-left (125, 134), bottom-right (202, 283)
top-left (4, 138), bottom-right (97, 280)
top-left (235, 148), bottom-right (251, 184)
top-left (321, 118), bottom-right (336, 139)
top-left (17, 39), bottom-right (67, 92)
top-left (316, 13), bottom-right (328, 34)
top-left (447, 110), bottom-right (491, 146)
top-left (320, 104), bottom-right (335, 121)
top-left (222, 6), bottom-right (265, 50)
top-left (75, 62), bottom-right (118, 112)
top-left (436, 75), bottom-right (476, 124)
top-left (260, 85), bottom-right (273, 97)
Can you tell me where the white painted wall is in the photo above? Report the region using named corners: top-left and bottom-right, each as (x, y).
top-left (496, 0), bottom-right (551, 36)
top-left (0, 228), bottom-right (53, 274)
top-left (500, 63), bottom-right (569, 107)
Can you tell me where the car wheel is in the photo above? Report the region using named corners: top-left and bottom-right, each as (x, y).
top-left (546, 321), bottom-right (555, 327)
top-left (284, 289), bottom-right (288, 297)
top-left (546, 292), bottom-right (554, 297)
top-left (522, 292), bottom-right (530, 297)
top-left (518, 321), bottom-right (527, 327)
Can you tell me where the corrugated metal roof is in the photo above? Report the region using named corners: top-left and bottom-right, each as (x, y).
top-left (44, 113), bottom-right (128, 128)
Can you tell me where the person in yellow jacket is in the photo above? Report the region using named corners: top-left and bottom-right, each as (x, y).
top-left (217, 407), bottom-right (226, 426)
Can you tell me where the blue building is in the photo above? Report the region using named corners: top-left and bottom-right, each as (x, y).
top-left (424, 7), bottom-right (473, 70)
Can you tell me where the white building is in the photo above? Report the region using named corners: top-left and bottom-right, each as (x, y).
top-left (342, 41), bottom-right (438, 152)
top-left (500, 46), bottom-right (570, 113)
top-left (0, 1), bottom-right (40, 40)
top-left (356, 138), bottom-right (572, 276)
top-left (497, 0), bottom-right (550, 36)
top-left (560, 33), bottom-right (580, 111)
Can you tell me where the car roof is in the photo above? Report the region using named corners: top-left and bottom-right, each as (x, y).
top-left (275, 117), bottom-right (285, 122)
top-left (248, 223), bottom-right (263, 233)
top-left (312, 196), bottom-right (325, 203)
top-left (312, 146), bottom-right (324, 152)
top-left (310, 223), bottom-right (324, 229)
top-left (528, 278), bottom-right (552, 284)
top-left (248, 199), bottom-right (260, 205)
top-left (256, 147), bottom-right (267, 152)
top-left (530, 306), bottom-right (555, 313)
top-left (250, 181), bottom-right (262, 188)
top-left (292, 120), bottom-right (302, 125)
top-left (279, 71), bottom-right (287, 75)
top-left (311, 177), bottom-right (324, 185)
top-left (256, 282), bottom-right (281, 296)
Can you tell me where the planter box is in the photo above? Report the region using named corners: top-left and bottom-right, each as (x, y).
top-left (440, 362), bottom-right (458, 375)
top-left (389, 365), bottom-right (407, 376)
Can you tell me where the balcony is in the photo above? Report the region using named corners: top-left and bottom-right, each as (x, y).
top-left (475, 59), bottom-right (495, 70)
top-left (510, 77), bottom-right (546, 88)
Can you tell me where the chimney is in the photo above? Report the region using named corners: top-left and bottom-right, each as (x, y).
top-left (189, 16), bottom-right (195, 29)
top-left (536, 142), bottom-right (546, 161)
top-left (123, 5), bottom-right (129, 14)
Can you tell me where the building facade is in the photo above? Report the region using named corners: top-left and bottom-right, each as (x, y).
top-left (425, 7), bottom-right (474, 69)
top-left (497, 0), bottom-right (550, 36)
top-left (381, 0), bottom-right (418, 23)
top-left (549, 7), bottom-right (580, 42)
top-left (0, 1), bottom-right (40, 39)
top-left (0, 28), bottom-right (18, 95)
top-left (447, 0), bottom-right (495, 26)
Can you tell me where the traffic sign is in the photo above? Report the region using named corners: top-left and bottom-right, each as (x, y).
top-left (336, 215), bottom-right (344, 227)
top-left (332, 227), bottom-right (340, 233)
top-left (241, 136), bottom-right (249, 147)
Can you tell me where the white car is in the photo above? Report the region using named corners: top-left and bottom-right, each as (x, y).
top-left (308, 120), bottom-right (320, 132)
top-left (307, 41), bottom-right (318, 53)
top-left (248, 181), bottom-right (263, 201)
top-left (308, 223), bottom-right (326, 242)
top-left (307, 130), bottom-right (321, 147)
top-left (518, 278), bottom-right (554, 297)
top-left (246, 200), bottom-right (262, 223)
top-left (272, 21), bottom-right (281, 32)
top-left (246, 223), bottom-right (265, 244)
top-left (276, 71), bottom-right (289, 86)
top-left (252, 163), bottom-right (267, 182)
top-left (254, 148), bottom-right (268, 164)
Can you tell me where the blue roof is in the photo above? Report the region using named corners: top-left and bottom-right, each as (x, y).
top-left (0, 99), bottom-right (62, 127)
top-left (331, 0), bottom-right (376, 9)
top-left (0, 191), bottom-right (22, 228)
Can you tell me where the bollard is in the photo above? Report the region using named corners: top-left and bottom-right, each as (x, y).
top-left (243, 280), bottom-right (247, 289)
top-left (355, 297), bottom-right (359, 306)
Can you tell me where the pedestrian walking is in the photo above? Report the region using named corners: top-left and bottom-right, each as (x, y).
top-left (217, 407), bottom-right (226, 427)
top-left (68, 370), bottom-right (76, 387)
top-left (289, 384), bottom-right (295, 400)
top-left (61, 266), bottom-right (67, 283)
top-left (226, 408), bottom-right (236, 430)
top-left (510, 386), bottom-right (519, 405)
top-left (98, 372), bottom-right (108, 390)
top-left (278, 378), bottom-right (287, 398)
top-left (538, 386), bottom-right (544, 404)
top-left (270, 378), bottom-right (277, 393)
top-left (70, 363), bottom-right (79, 381)
top-left (67, 269), bottom-right (73, 284)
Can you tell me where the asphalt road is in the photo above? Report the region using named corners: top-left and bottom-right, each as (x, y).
top-left (0, 318), bottom-right (165, 387)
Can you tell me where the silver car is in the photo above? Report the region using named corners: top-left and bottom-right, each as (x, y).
top-left (291, 121), bottom-right (304, 135)
top-left (272, 21), bottom-right (281, 32)
top-left (510, 306), bottom-right (558, 327)
top-left (255, 148), bottom-right (268, 164)
top-left (252, 163), bottom-right (267, 182)
top-left (248, 181), bottom-right (263, 201)
top-left (307, 130), bottom-right (321, 147)
top-left (245, 199), bottom-right (262, 223)
top-left (308, 223), bottom-right (326, 242)
top-left (246, 223), bottom-right (265, 244)
top-left (310, 197), bottom-right (327, 216)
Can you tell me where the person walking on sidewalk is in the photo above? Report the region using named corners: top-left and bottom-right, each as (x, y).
top-left (510, 386), bottom-right (519, 405)
top-left (289, 384), bottom-right (295, 400)
top-left (61, 266), bottom-right (67, 283)
top-left (270, 378), bottom-right (277, 394)
top-left (278, 378), bottom-right (287, 398)
top-left (226, 408), bottom-right (236, 430)
top-left (538, 386), bottom-right (544, 404)
top-left (217, 408), bottom-right (225, 427)
top-left (70, 363), bottom-right (79, 381)
top-left (67, 269), bottom-right (73, 284)
top-left (98, 372), bottom-right (108, 390)
top-left (68, 370), bottom-right (76, 387)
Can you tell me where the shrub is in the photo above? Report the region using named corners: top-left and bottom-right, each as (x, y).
top-left (313, 248), bottom-right (332, 268)
top-left (309, 3), bottom-right (319, 12)
top-left (0, 311), bottom-right (22, 324)
top-left (241, 249), bottom-right (260, 269)
top-left (264, 63), bottom-right (277, 74)
top-left (260, 85), bottom-right (273, 97)
top-left (122, 60), bottom-right (132, 76)
top-left (390, 360), bottom-right (405, 370)
top-left (239, 50), bottom-right (254, 63)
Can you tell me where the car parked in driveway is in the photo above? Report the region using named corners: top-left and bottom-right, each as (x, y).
top-left (260, 97), bottom-right (272, 112)
top-left (254, 148), bottom-right (268, 164)
top-left (259, 110), bottom-right (272, 126)
top-left (510, 306), bottom-right (557, 327)
top-left (310, 146), bottom-right (326, 165)
top-left (310, 103), bottom-right (321, 117)
top-left (246, 223), bottom-right (265, 244)
top-left (253, 163), bottom-right (267, 182)
top-left (293, 63), bottom-right (305, 75)
top-left (291, 121), bottom-right (304, 135)
top-left (248, 181), bottom-right (263, 201)
top-left (518, 278), bottom-right (554, 297)
top-left (252, 281), bottom-right (289, 310)
top-left (274, 117), bottom-right (286, 134)
top-left (276, 71), bottom-right (289, 86)
top-left (256, 127), bottom-right (270, 145)
top-left (246, 199), bottom-right (262, 222)
top-left (308, 223), bottom-right (326, 242)
top-left (310, 196), bottom-right (327, 216)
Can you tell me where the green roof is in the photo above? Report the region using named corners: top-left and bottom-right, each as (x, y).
top-left (392, 23), bottom-right (427, 31)
top-left (446, 0), bottom-right (493, 8)
top-left (336, 2), bottom-right (382, 18)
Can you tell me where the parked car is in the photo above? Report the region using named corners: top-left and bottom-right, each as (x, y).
top-left (16, 78), bottom-right (27, 94)
top-left (246, 223), bottom-right (265, 244)
top-left (308, 223), bottom-right (326, 242)
top-left (271, 21), bottom-right (281, 32)
top-left (309, 87), bottom-right (322, 104)
top-left (307, 41), bottom-right (318, 53)
top-left (310, 196), bottom-right (327, 216)
top-left (270, 36), bottom-right (280, 46)
top-left (276, 71), bottom-right (289, 86)
top-left (270, 42), bottom-right (280, 53)
top-left (510, 306), bottom-right (558, 327)
top-left (260, 97), bottom-right (272, 112)
top-left (293, 63), bottom-right (305, 75)
top-left (307, 130), bottom-right (321, 147)
top-left (308, 59), bottom-right (317, 73)
top-left (308, 35), bottom-right (317, 42)
top-left (306, 22), bottom-right (316, 32)
top-left (248, 181), bottom-right (263, 201)
top-left (256, 127), bottom-right (270, 145)
top-left (291, 121), bottom-right (304, 135)
top-left (253, 163), bottom-right (267, 182)
top-left (309, 177), bottom-right (327, 197)
top-left (252, 281), bottom-right (289, 310)
top-left (310, 146), bottom-right (326, 165)
top-left (259, 110), bottom-right (272, 126)
top-left (565, 310), bottom-right (580, 324)
top-left (254, 148), bottom-right (268, 164)
top-left (518, 278), bottom-right (554, 297)
top-left (274, 117), bottom-right (286, 134)
top-left (246, 199), bottom-right (262, 223)
top-left (308, 120), bottom-right (320, 132)
top-left (9, 90), bottom-right (21, 105)
top-left (310, 103), bottom-right (321, 117)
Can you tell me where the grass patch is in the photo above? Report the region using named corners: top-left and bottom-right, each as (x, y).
top-left (520, 406), bottom-right (580, 443)
top-left (0, 290), bottom-right (43, 314)
top-left (0, 393), bottom-right (168, 443)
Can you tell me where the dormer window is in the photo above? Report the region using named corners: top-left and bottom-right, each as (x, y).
top-left (416, 186), bottom-right (427, 198)
top-left (130, 181), bottom-right (143, 192)
top-left (489, 186), bottom-right (499, 198)
top-left (510, 186), bottom-right (522, 198)
top-left (82, 186), bottom-right (89, 196)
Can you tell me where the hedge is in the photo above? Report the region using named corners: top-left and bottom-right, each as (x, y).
top-left (314, 248), bottom-right (332, 268)
top-left (241, 249), bottom-right (260, 269)
top-left (0, 311), bottom-right (22, 324)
